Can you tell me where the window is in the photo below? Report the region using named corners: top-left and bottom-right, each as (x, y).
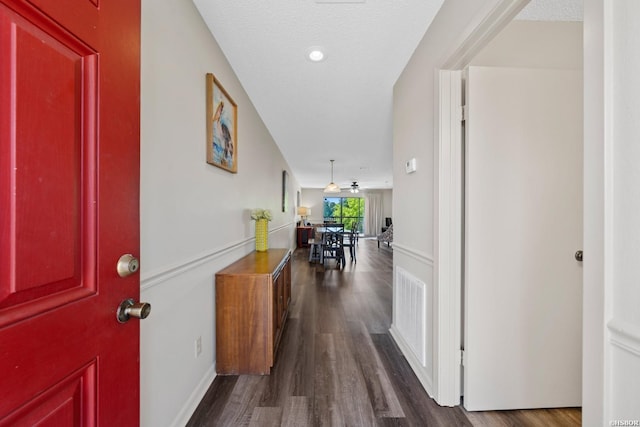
top-left (323, 197), bottom-right (364, 232)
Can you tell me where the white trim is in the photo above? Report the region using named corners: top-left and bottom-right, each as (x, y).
top-left (141, 238), bottom-right (252, 290)
top-left (602, 1), bottom-right (615, 423)
top-left (608, 318), bottom-right (640, 357)
top-left (140, 223), bottom-right (293, 291)
top-left (169, 365), bottom-right (216, 427)
top-left (582, 0), bottom-right (606, 424)
top-left (389, 325), bottom-right (435, 397)
top-left (392, 243), bottom-right (434, 266)
top-left (436, 69), bottom-right (463, 406)
top-left (441, 0), bottom-right (530, 70)
top-left (435, 0), bottom-right (529, 407)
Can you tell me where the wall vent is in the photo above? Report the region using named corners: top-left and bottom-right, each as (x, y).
top-left (394, 267), bottom-right (427, 365)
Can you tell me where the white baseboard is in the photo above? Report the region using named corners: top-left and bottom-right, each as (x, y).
top-left (170, 365), bottom-right (217, 427)
top-left (389, 325), bottom-right (435, 399)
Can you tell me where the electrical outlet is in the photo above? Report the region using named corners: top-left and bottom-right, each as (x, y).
top-left (195, 336), bottom-right (202, 358)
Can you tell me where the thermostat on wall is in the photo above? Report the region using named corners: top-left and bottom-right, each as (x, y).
top-left (405, 158), bottom-right (417, 174)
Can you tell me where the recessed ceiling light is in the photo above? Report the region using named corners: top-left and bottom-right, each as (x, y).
top-left (307, 47), bottom-right (325, 62)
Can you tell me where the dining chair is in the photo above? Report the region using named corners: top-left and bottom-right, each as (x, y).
top-left (322, 225), bottom-right (345, 268)
top-left (351, 222), bottom-right (360, 246)
top-left (342, 227), bottom-right (356, 262)
top-left (308, 225), bottom-right (323, 263)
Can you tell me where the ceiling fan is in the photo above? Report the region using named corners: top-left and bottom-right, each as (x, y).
top-left (342, 181), bottom-right (359, 193)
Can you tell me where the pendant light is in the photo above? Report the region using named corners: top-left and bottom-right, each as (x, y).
top-left (350, 181), bottom-right (359, 193)
top-left (323, 160), bottom-right (341, 193)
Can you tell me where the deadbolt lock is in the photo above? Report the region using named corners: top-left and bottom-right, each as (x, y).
top-left (117, 254), bottom-right (140, 277)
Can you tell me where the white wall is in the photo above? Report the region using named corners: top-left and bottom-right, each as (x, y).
top-left (600, 0), bottom-right (640, 424)
top-left (395, 0), bottom-right (637, 421)
top-left (140, 0), bottom-right (298, 425)
top-left (382, 190), bottom-right (393, 224)
top-left (583, 1), bottom-right (640, 424)
top-left (392, 0), bottom-right (509, 401)
top-left (471, 20), bottom-right (582, 69)
top-left (392, 0), bottom-right (586, 405)
top-left (300, 188), bottom-right (328, 224)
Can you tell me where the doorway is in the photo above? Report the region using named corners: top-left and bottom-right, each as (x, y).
top-left (437, 17), bottom-right (584, 408)
top-left (462, 64), bottom-right (583, 410)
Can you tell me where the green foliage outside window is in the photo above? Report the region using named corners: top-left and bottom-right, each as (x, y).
top-left (323, 197), bottom-right (364, 232)
top-left (324, 198), bottom-right (341, 219)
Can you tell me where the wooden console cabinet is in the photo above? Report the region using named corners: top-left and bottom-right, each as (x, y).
top-left (296, 226), bottom-right (314, 248)
top-left (215, 248), bottom-right (291, 375)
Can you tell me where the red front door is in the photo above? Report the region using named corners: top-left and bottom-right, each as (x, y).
top-left (0, 0), bottom-right (141, 425)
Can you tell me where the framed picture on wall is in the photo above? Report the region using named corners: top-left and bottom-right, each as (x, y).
top-left (206, 73), bottom-right (237, 173)
top-left (282, 170), bottom-right (289, 212)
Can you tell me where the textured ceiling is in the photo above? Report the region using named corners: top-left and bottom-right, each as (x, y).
top-left (193, 0), bottom-right (583, 190)
top-left (516, 0), bottom-right (583, 21)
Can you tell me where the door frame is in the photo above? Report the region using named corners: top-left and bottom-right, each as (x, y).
top-left (437, 2), bottom-right (610, 423)
top-left (435, 0), bottom-right (531, 406)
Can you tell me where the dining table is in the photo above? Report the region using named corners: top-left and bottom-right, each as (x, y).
top-left (311, 226), bottom-right (356, 266)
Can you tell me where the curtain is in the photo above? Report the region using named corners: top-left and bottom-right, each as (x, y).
top-left (364, 192), bottom-right (383, 237)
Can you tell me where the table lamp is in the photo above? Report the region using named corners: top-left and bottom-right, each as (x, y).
top-left (297, 207), bottom-right (310, 225)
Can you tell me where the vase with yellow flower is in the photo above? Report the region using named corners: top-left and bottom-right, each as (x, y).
top-left (251, 208), bottom-right (272, 252)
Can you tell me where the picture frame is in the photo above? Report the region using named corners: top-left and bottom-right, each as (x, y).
top-left (206, 73), bottom-right (237, 173)
top-left (282, 170), bottom-right (289, 212)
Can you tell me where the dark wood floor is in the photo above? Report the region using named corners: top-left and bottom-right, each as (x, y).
top-left (187, 239), bottom-right (581, 426)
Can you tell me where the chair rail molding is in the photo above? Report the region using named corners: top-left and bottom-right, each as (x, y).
top-left (392, 243), bottom-right (434, 266)
top-left (141, 222), bottom-right (293, 291)
top-left (608, 318), bottom-right (640, 357)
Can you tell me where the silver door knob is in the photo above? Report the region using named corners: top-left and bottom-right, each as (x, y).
top-left (575, 250), bottom-right (583, 262)
top-left (117, 254), bottom-right (140, 277)
top-left (117, 298), bottom-right (151, 323)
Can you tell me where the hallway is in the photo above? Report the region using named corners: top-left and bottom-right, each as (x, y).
top-left (187, 239), bottom-right (581, 426)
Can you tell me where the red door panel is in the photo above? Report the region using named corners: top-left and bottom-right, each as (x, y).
top-left (1, 362), bottom-right (96, 427)
top-left (26, 0), bottom-right (98, 46)
top-left (0, 0), bottom-right (140, 424)
top-left (0, 5), bottom-right (97, 325)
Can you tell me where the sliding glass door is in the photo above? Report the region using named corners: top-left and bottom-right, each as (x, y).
top-left (323, 197), bottom-right (364, 233)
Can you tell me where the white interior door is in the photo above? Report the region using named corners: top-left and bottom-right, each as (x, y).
top-left (463, 66), bottom-right (583, 411)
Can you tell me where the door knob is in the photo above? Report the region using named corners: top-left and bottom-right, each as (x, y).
top-left (117, 298), bottom-right (151, 323)
top-left (575, 250), bottom-right (583, 262)
top-left (117, 254), bottom-right (140, 277)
